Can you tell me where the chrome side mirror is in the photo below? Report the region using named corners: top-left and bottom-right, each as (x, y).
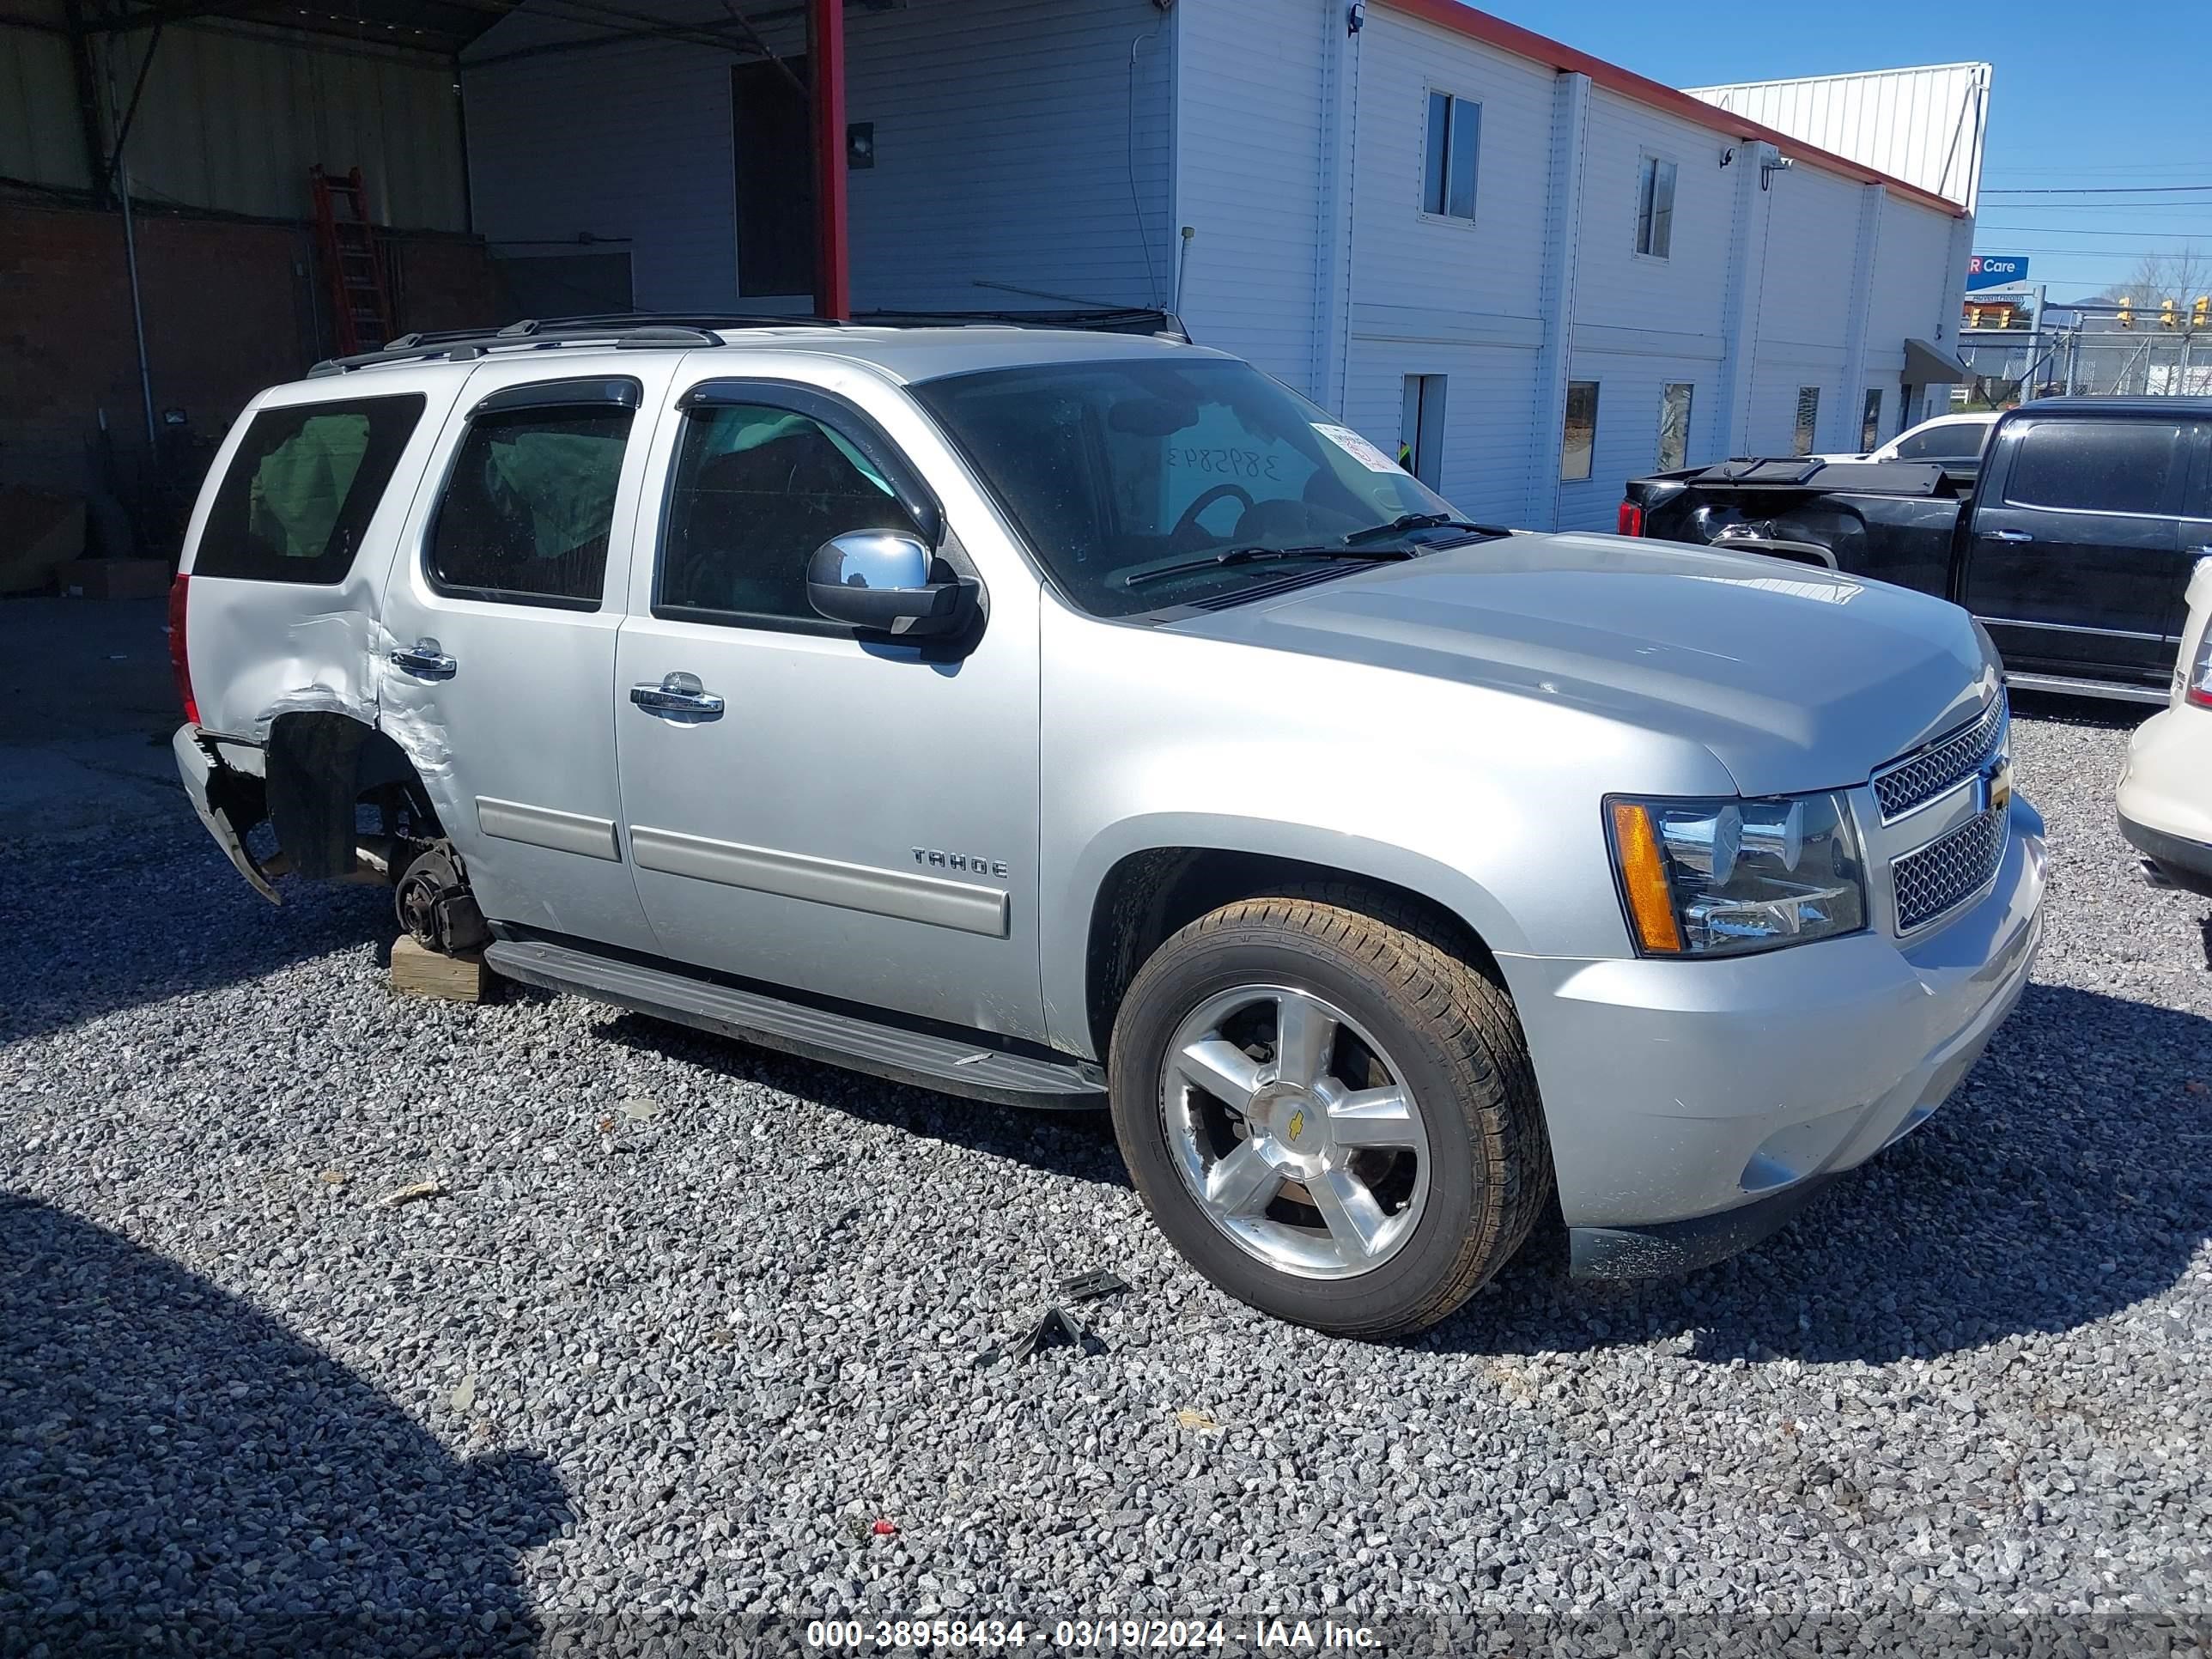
top-left (805, 531), bottom-right (974, 637)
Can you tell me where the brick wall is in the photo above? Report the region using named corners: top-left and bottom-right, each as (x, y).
top-left (0, 191), bottom-right (507, 555)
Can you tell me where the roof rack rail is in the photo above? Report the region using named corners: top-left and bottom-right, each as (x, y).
top-left (856, 306), bottom-right (1190, 341)
top-left (304, 307), bottom-right (1193, 377)
top-left (307, 312), bottom-right (838, 376)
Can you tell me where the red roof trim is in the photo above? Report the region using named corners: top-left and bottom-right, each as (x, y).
top-left (1378, 0), bottom-right (1969, 218)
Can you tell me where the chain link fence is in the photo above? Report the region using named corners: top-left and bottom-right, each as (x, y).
top-left (1958, 327), bottom-right (2212, 404)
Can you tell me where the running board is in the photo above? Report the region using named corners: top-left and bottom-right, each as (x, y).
top-left (2006, 671), bottom-right (2167, 706)
top-left (483, 936), bottom-right (1106, 1111)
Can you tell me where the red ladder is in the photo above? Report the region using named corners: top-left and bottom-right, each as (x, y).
top-left (310, 165), bottom-right (395, 355)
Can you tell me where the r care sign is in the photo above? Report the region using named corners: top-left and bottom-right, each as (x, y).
top-left (1966, 255), bottom-right (2029, 293)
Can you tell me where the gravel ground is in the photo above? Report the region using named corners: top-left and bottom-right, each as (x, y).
top-left (3, 703), bottom-right (2209, 1656)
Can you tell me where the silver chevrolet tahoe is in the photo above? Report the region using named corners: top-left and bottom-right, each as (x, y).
top-left (170, 318), bottom-right (2045, 1337)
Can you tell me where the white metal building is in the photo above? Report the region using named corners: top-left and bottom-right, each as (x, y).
top-left (461, 0), bottom-right (1984, 532)
top-left (1686, 63), bottom-right (1992, 215)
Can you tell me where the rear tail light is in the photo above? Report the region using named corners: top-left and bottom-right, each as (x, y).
top-left (2185, 625), bottom-right (2212, 709)
top-left (167, 573), bottom-right (199, 726)
top-left (1616, 501), bottom-right (1644, 538)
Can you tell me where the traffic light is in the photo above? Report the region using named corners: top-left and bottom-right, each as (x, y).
top-left (2160, 298), bottom-right (2178, 330)
top-left (2195, 295), bottom-right (2209, 330)
top-left (2118, 296), bottom-right (2133, 329)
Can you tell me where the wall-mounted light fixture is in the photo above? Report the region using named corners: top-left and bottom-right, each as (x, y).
top-left (1720, 145), bottom-right (1737, 168)
top-left (1347, 1), bottom-right (1366, 32)
top-left (1761, 155), bottom-right (1794, 191)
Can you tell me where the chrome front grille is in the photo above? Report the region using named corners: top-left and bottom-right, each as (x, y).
top-left (1892, 799), bottom-right (2008, 932)
top-left (1871, 694), bottom-right (2008, 823)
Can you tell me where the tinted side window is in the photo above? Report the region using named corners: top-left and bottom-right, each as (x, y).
top-left (197, 395), bottom-right (425, 582)
top-left (2002, 422), bottom-right (2182, 515)
top-left (428, 405), bottom-right (634, 608)
top-left (2183, 423), bottom-right (2212, 519)
top-left (659, 403), bottom-right (920, 625)
top-left (1894, 424), bottom-right (1985, 463)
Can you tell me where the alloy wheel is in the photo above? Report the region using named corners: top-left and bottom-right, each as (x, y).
top-left (1158, 984), bottom-right (1431, 1279)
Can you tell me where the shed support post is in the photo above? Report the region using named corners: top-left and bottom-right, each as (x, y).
top-left (808, 0), bottom-right (850, 320)
top-left (1311, 3), bottom-right (1358, 412)
top-left (59, 0), bottom-right (112, 206)
top-left (1716, 140), bottom-right (1776, 456)
top-left (1527, 70), bottom-right (1589, 530)
top-left (1835, 184), bottom-right (1885, 453)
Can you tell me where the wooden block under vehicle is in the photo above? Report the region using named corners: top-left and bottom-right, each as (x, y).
top-left (390, 934), bottom-right (493, 1003)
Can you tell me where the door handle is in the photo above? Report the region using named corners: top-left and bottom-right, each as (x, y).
top-left (629, 672), bottom-right (725, 723)
top-left (1990, 529), bottom-right (2033, 544)
top-left (389, 638), bottom-right (458, 680)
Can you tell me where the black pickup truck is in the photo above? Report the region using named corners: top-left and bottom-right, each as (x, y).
top-left (1622, 398), bottom-right (2212, 702)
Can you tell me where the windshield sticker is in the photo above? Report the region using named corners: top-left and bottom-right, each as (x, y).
top-left (1313, 422), bottom-right (1401, 474)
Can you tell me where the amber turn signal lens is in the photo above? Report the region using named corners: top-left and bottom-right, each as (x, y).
top-left (1610, 800), bottom-right (1684, 954)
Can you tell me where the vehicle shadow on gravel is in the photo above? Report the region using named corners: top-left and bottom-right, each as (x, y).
top-left (591, 1012), bottom-right (1133, 1186)
top-left (0, 823), bottom-right (392, 1043)
top-left (1431, 981), bottom-right (2212, 1366)
top-left (0, 1194), bottom-right (569, 1657)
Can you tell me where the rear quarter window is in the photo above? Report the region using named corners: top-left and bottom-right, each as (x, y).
top-left (2001, 420), bottom-right (2183, 515)
top-left (194, 395), bottom-right (426, 582)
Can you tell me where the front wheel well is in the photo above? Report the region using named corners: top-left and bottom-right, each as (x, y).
top-left (1082, 848), bottom-right (1500, 1061)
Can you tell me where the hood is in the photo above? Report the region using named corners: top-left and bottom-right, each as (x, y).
top-left (1169, 532), bottom-right (1995, 796)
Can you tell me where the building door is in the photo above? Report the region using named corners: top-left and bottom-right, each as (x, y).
top-left (732, 57), bottom-right (816, 300)
top-left (1398, 375), bottom-right (1446, 487)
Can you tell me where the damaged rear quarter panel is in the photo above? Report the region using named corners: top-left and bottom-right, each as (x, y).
top-left (182, 372), bottom-right (476, 833)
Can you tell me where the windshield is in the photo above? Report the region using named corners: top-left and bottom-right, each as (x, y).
top-left (909, 357), bottom-right (1459, 617)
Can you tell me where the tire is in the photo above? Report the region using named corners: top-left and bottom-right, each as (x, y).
top-left (1107, 884), bottom-right (1550, 1338)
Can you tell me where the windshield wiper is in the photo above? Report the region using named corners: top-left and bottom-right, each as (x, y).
top-left (1341, 512), bottom-right (1510, 545)
top-left (1122, 544), bottom-right (1412, 589)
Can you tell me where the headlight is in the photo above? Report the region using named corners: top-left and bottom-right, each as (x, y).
top-left (1606, 791), bottom-right (1867, 956)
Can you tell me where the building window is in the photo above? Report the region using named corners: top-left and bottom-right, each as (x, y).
top-left (1657, 382), bottom-right (1693, 471)
top-left (1861, 388), bottom-right (1883, 453)
top-left (1561, 381), bottom-right (1599, 481)
top-left (1399, 374), bottom-right (1448, 487)
top-left (1423, 91), bottom-right (1480, 222)
top-left (1792, 386), bottom-right (1820, 457)
top-left (1635, 156), bottom-right (1677, 259)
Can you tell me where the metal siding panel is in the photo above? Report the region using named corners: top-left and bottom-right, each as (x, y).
top-left (1684, 64), bottom-right (1987, 210)
top-left (1351, 8), bottom-right (1553, 328)
top-left (1343, 337), bottom-right (1540, 526)
top-left (462, 33), bottom-right (743, 309)
top-left (1172, 0), bottom-right (1328, 392)
top-left (0, 23), bottom-right (94, 189)
top-left (460, 0), bottom-right (1172, 315)
top-left (1571, 88), bottom-right (1733, 341)
top-left (1553, 349), bottom-right (1719, 532)
top-left (843, 0), bottom-right (1173, 313)
top-left (95, 22), bottom-right (465, 227)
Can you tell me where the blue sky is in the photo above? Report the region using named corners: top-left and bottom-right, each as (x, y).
top-left (1485, 0), bottom-right (2212, 301)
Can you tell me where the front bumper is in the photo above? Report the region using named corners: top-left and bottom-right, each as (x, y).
top-left (1504, 793), bottom-right (2045, 1278)
top-left (2117, 705), bottom-right (2212, 898)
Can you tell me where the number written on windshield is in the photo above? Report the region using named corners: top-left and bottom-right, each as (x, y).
top-left (1167, 447), bottom-right (1281, 480)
